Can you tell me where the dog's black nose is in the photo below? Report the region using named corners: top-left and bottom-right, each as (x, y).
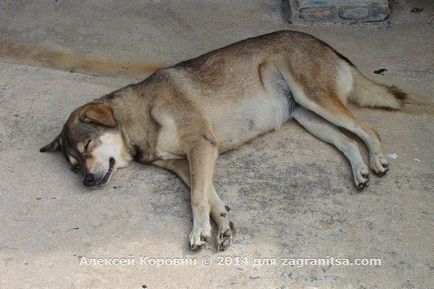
top-left (83, 173), bottom-right (96, 187)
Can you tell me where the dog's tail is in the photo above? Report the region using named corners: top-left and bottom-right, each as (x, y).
top-left (348, 67), bottom-right (408, 109)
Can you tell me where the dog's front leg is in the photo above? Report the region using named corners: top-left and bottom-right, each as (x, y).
top-left (183, 136), bottom-right (218, 250)
top-left (153, 159), bottom-right (235, 251)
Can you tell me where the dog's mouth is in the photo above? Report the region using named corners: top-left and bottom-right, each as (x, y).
top-left (97, 157), bottom-right (115, 186)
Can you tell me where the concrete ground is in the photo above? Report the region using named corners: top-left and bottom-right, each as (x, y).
top-left (0, 0), bottom-right (433, 288)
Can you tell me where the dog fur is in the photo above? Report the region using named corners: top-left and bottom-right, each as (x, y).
top-left (40, 30), bottom-right (407, 251)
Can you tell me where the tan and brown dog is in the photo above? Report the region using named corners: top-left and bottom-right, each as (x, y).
top-left (40, 30), bottom-right (407, 251)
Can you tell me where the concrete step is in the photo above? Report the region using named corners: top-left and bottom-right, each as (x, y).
top-left (284, 0), bottom-right (390, 23)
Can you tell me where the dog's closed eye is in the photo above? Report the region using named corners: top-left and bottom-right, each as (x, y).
top-left (84, 140), bottom-right (92, 151)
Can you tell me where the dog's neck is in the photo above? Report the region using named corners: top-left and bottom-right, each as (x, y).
top-left (103, 81), bottom-right (161, 163)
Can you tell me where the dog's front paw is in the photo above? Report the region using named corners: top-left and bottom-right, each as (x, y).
top-left (370, 153), bottom-right (389, 176)
top-left (189, 223), bottom-right (211, 251)
top-left (353, 163), bottom-right (370, 190)
top-left (217, 221), bottom-right (235, 251)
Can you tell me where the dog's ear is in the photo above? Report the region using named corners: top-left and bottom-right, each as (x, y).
top-left (79, 103), bottom-right (116, 128)
top-left (40, 134), bottom-right (61, 152)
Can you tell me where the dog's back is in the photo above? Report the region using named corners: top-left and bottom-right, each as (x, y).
top-left (155, 31), bottom-right (403, 153)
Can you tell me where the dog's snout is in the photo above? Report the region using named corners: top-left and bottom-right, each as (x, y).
top-left (83, 173), bottom-right (96, 187)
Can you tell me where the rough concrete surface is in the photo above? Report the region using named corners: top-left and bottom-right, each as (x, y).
top-left (0, 0), bottom-right (433, 288)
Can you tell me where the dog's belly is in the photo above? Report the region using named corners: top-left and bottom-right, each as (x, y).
top-left (154, 66), bottom-right (295, 157)
top-left (154, 91), bottom-right (294, 159)
top-left (207, 91), bottom-right (294, 152)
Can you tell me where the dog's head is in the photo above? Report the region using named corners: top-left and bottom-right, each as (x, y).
top-left (40, 103), bottom-right (131, 187)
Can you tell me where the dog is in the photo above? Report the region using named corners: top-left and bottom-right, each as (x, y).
top-left (40, 30), bottom-right (407, 251)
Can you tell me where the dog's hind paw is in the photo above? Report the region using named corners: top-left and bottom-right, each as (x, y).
top-left (354, 164), bottom-right (370, 191)
top-left (370, 153), bottom-right (389, 176)
top-left (356, 177), bottom-right (370, 191)
top-left (216, 221), bottom-right (235, 251)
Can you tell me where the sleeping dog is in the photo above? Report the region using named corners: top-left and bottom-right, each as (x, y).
top-left (40, 30), bottom-right (407, 251)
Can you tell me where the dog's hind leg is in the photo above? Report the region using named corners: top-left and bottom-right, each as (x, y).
top-left (153, 159), bottom-right (235, 251)
top-left (292, 106), bottom-right (370, 189)
top-left (303, 101), bottom-right (388, 177)
top-left (280, 70), bottom-right (389, 176)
